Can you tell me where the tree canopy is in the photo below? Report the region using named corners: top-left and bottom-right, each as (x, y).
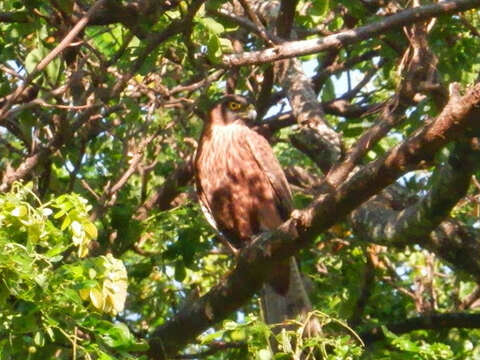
top-left (1, 0), bottom-right (480, 359)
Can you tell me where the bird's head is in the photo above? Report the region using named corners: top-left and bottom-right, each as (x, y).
top-left (208, 95), bottom-right (257, 126)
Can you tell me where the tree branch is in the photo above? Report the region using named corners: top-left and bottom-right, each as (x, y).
top-left (275, 0), bottom-right (299, 39)
top-left (361, 312), bottom-right (480, 345)
top-left (0, 11), bottom-right (29, 23)
top-left (223, 0), bottom-right (480, 67)
top-left (351, 140), bottom-right (479, 248)
top-left (350, 138), bottom-right (480, 278)
top-left (135, 157), bottom-right (194, 221)
top-left (280, 58), bottom-right (344, 172)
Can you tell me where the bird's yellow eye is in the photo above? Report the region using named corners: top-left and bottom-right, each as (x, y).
top-left (227, 101), bottom-right (242, 111)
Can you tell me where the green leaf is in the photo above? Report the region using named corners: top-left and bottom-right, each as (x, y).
top-left (102, 323), bottom-right (132, 348)
top-left (311, 0), bottom-right (329, 16)
top-left (200, 329), bottom-right (225, 344)
top-left (219, 37), bottom-right (234, 53)
top-left (45, 243), bottom-right (68, 258)
top-left (60, 216), bottom-right (71, 230)
top-left (53, 209), bottom-right (66, 219)
top-left (45, 56), bottom-right (61, 85)
top-left (174, 261), bottom-right (186, 282)
top-left (84, 222), bottom-right (98, 240)
top-left (199, 17), bottom-right (225, 34)
top-left (56, 0), bottom-right (74, 15)
top-left (11, 205), bottom-right (28, 217)
top-left (230, 329), bottom-right (246, 341)
top-left (25, 47), bottom-right (44, 74)
top-left (33, 331), bottom-right (45, 347)
top-left (206, 35), bottom-right (222, 63)
top-left (321, 78), bottom-right (335, 102)
top-left (257, 348), bottom-right (272, 360)
top-left (97, 352), bottom-right (115, 360)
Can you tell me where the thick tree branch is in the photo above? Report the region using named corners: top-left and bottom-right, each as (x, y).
top-left (276, 0), bottom-right (298, 38)
top-left (351, 140), bottom-right (480, 277)
top-left (223, 0), bottom-right (480, 67)
top-left (249, 0), bottom-right (344, 173)
top-left (0, 11), bottom-right (29, 23)
top-left (280, 58), bottom-right (344, 172)
top-left (352, 140), bottom-right (478, 247)
top-left (148, 83), bottom-right (480, 359)
top-left (361, 312), bottom-right (480, 345)
top-left (267, 1), bottom-right (344, 174)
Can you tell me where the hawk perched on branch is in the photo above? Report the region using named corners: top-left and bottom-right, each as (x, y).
top-left (195, 95), bottom-right (315, 328)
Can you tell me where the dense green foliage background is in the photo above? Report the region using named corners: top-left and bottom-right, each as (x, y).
top-left (1, 0), bottom-right (480, 359)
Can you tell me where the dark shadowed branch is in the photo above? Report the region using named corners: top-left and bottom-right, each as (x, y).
top-left (360, 312), bottom-right (480, 345)
top-left (135, 157), bottom-right (194, 221)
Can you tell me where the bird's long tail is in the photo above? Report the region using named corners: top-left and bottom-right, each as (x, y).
top-left (261, 257), bottom-right (321, 337)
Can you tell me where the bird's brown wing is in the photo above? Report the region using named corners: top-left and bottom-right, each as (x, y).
top-left (241, 127), bottom-right (293, 221)
top-left (241, 126), bottom-right (294, 294)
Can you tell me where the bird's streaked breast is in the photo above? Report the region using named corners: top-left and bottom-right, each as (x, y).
top-left (196, 123), bottom-right (283, 246)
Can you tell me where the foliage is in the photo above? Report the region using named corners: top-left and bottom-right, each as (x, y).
top-left (0, 0), bottom-right (480, 359)
top-left (0, 183), bottom-right (137, 359)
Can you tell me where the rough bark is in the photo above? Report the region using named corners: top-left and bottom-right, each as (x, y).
top-left (351, 140), bottom-right (480, 277)
top-left (278, 58), bottom-right (343, 173)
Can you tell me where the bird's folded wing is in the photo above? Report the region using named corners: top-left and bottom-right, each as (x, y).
top-left (242, 127), bottom-right (293, 220)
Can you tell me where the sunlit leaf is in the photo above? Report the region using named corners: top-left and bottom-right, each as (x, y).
top-left (90, 287), bottom-right (105, 311)
top-left (11, 205), bottom-right (27, 217)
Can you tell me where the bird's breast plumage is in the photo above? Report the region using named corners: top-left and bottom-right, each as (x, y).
top-left (195, 123), bottom-right (290, 248)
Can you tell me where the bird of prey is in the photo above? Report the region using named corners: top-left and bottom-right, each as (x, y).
top-left (195, 94), bottom-right (315, 329)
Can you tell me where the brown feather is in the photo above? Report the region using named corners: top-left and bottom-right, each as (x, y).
top-left (196, 121), bottom-right (290, 243)
top-left (195, 97), bottom-right (300, 297)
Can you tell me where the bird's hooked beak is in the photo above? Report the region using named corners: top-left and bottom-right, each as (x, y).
top-left (243, 104), bottom-right (257, 122)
